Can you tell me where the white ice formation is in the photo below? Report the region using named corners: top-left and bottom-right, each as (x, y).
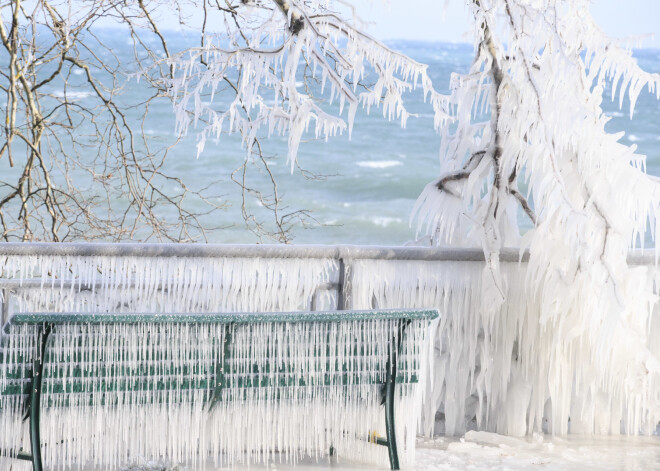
top-left (1, 251), bottom-right (659, 447)
top-left (0, 319), bottom-right (431, 469)
top-left (0, 254), bottom-right (433, 469)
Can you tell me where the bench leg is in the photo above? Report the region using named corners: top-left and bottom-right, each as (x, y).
top-left (384, 356), bottom-right (400, 470)
top-left (29, 325), bottom-right (50, 471)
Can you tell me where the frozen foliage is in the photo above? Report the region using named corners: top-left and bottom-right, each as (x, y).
top-left (0, 318), bottom-right (432, 469)
top-left (410, 0), bottom-right (660, 437)
top-left (159, 0), bottom-right (442, 170)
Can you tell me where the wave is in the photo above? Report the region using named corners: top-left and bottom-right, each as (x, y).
top-left (356, 160), bottom-right (402, 169)
top-left (52, 91), bottom-right (92, 100)
top-left (371, 216), bottom-right (403, 227)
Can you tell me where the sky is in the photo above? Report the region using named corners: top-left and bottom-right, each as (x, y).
top-left (349, 0), bottom-right (660, 49)
top-left (84, 1), bottom-right (660, 49)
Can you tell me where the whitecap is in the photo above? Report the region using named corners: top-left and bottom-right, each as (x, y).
top-left (52, 90), bottom-right (91, 100)
top-left (628, 134), bottom-right (640, 142)
top-left (372, 216), bottom-right (403, 227)
top-left (356, 160), bottom-right (402, 169)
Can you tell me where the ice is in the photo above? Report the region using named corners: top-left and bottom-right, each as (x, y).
top-left (0, 255), bottom-right (338, 314)
top-left (30, 433), bottom-right (660, 470)
top-left (406, 0), bottom-right (660, 444)
top-left (350, 258), bottom-right (660, 438)
top-left (3, 249), bottom-right (660, 446)
top-left (0, 310), bottom-right (432, 469)
top-left (139, 1), bottom-right (437, 171)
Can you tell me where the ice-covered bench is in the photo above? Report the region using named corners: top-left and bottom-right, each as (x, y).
top-left (0, 309), bottom-right (437, 470)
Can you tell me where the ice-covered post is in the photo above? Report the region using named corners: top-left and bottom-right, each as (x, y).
top-left (1, 289), bottom-right (8, 326)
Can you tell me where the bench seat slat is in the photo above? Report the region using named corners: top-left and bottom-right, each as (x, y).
top-left (7, 309), bottom-right (438, 327)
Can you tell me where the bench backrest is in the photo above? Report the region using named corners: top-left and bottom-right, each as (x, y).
top-left (0, 309), bottom-right (438, 468)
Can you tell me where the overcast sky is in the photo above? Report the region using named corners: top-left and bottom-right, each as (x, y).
top-left (349, 0), bottom-right (660, 49)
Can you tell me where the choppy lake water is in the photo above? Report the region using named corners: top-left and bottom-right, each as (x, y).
top-left (5, 31), bottom-right (660, 245)
top-left (138, 38), bottom-right (660, 245)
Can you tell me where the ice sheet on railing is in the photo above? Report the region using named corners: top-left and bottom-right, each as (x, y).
top-left (350, 259), bottom-right (660, 439)
top-left (0, 255), bottom-right (338, 313)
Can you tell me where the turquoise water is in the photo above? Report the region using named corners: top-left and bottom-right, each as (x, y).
top-left (180, 40), bottom-right (660, 245)
top-left (4, 32), bottom-right (660, 245)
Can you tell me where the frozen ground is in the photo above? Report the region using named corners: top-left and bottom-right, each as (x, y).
top-left (120, 432), bottom-right (660, 471)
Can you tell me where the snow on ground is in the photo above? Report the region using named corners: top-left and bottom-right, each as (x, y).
top-left (119, 432), bottom-right (660, 471)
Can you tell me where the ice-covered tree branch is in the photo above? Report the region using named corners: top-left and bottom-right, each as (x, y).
top-left (142, 0), bottom-right (444, 240)
top-left (412, 0), bottom-right (660, 436)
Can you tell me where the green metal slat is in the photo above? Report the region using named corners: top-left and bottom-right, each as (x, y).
top-left (4, 361), bottom-right (215, 379)
top-left (42, 376), bottom-right (212, 394)
top-left (2, 355), bottom-right (417, 380)
top-left (0, 371), bottom-right (418, 397)
top-left (0, 383), bottom-right (29, 396)
top-left (225, 372), bottom-right (418, 389)
top-left (38, 390), bottom-right (215, 408)
top-left (9, 308), bottom-right (439, 326)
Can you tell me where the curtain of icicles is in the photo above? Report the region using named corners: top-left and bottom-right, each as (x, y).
top-left (0, 255), bottom-right (339, 313)
top-left (0, 254), bottom-right (432, 470)
top-left (2, 253), bottom-right (660, 468)
top-left (350, 259), bottom-right (660, 438)
top-left (1, 320), bottom-right (431, 470)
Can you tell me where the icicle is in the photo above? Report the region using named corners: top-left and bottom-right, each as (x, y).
top-left (1, 316), bottom-right (430, 469)
top-left (0, 255), bottom-right (339, 314)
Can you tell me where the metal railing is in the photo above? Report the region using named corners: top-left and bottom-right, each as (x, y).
top-left (0, 241), bottom-right (654, 262)
top-left (0, 243), bottom-right (657, 324)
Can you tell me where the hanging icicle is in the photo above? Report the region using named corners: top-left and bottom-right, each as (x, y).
top-left (0, 255), bottom-right (338, 314)
top-left (0, 317), bottom-right (432, 469)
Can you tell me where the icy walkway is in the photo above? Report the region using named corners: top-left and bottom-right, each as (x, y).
top-left (121, 432), bottom-right (660, 471)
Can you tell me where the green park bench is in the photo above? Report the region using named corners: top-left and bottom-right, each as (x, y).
top-left (0, 309), bottom-right (438, 470)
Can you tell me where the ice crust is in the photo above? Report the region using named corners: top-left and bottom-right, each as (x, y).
top-left (1, 252), bottom-right (659, 448)
top-left (0, 254), bottom-right (436, 469)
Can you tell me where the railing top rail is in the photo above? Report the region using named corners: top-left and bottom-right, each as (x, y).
top-left (0, 242), bottom-right (655, 264)
top-left (0, 242), bottom-right (512, 261)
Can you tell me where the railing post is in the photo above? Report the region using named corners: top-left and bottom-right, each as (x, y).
top-left (1, 288), bottom-right (8, 326)
top-left (337, 258), bottom-right (346, 310)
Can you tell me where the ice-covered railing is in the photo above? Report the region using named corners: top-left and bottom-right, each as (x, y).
top-left (0, 243), bottom-right (522, 322)
top-left (1, 243), bottom-right (659, 439)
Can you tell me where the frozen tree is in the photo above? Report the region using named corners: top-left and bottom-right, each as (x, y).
top-left (0, 0), bottom-right (441, 242)
top-left (158, 0), bottom-right (660, 436)
top-left (148, 0), bottom-right (444, 241)
top-left (410, 0), bottom-right (660, 435)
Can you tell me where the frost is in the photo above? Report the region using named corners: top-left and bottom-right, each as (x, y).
top-left (409, 0), bottom-right (660, 439)
top-left (0, 255), bottom-right (337, 313)
top-left (0, 314), bottom-right (432, 468)
top-left (147, 1), bottom-right (441, 170)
